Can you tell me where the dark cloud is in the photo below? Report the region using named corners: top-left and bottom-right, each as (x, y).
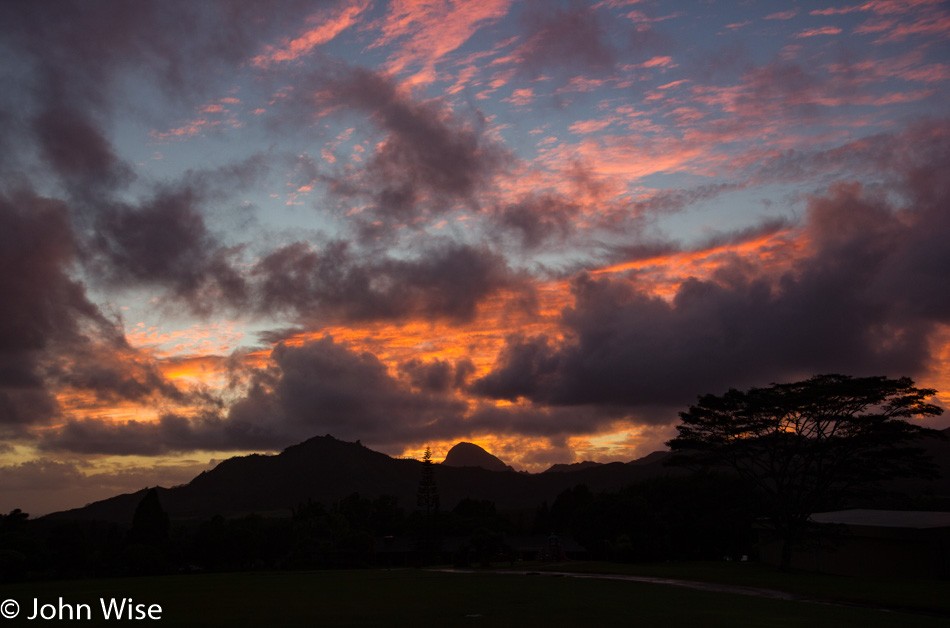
top-left (88, 187), bottom-right (248, 312)
top-left (297, 65), bottom-right (510, 230)
top-left (253, 240), bottom-right (524, 324)
top-left (473, 151), bottom-right (950, 418)
top-left (0, 190), bottom-right (99, 430)
top-left (464, 403), bottom-right (623, 441)
top-left (0, 0), bottom-right (326, 111)
top-left (40, 336), bottom-right (629, 457)
top-left (492, 194), bottom-right (581, 249)
top-left (82, 152), bottom-right (271, 312)
top-left (516, 3), bottom-right (619, 78)
top-left (0, 189), bottom-right (207, 435)
top-left (0, 0), bottom-right (329, 192)
top-left (39, 413), bottom-right (226, 457)
top-left (46, 343), bottom-right (197, 408)
top-left (400, 358), bottom-right (474, 393)
top-left (31, 106), bottom-right (133, 189)
top-left (42, 337), bottom-right (469, 455)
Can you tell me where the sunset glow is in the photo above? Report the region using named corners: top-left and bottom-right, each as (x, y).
top-left (2, 0), bottom-right (949, 515)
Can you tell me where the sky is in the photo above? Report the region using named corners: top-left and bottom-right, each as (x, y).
top-left (2, 0), bottom-right (949, 516)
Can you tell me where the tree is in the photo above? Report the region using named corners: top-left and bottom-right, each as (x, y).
top-left (667, 374), bottom-right (944, 570)
top-left (128, 488), bottom-right (169, 548)
top-left (416, 446), bottom-right (440, 560)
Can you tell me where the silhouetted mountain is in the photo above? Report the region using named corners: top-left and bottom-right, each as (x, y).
top-left (43, 435), bottom-right (676, 523)
top-left (442, 442), bottom-right (513, 472)
top-left (543, 461), bottom-right (603, 473)
top-left (544, 451), bottom-right (670, 473)
top-left (41, 430), bottom-right (949, 524)
top-left (628, 451), bottom-right (671, 466)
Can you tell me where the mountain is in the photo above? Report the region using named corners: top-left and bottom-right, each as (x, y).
top-left (43, 429), bottom-right (948, 524)
top-left (544, 451), bottom-right (670, 473)
top-left (628, 451), bottom-right (671, 466)
top-left (43, 435), bottom-right (676, 523)
top-left (543, 461), bottom-right (603, 473)
top-left (442, 442), bottom-right (513, 472)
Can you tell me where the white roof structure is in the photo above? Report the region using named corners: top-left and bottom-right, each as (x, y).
top-left (810, 509), bottom-right (950, 529)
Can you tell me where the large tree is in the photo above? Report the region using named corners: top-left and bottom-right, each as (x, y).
top-left (667, 374), bottom-right (944, 569)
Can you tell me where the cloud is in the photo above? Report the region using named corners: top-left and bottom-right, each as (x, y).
top-left (88, 188), bottom-right (247, 313)
top-left (795, 26), bottom-right (843, 38)
top-left (491, 193), bottom-right (582, 249)
top-left (473, 138), bottom-right (950, 418)
top-left (43, 336), bottom-right (470, 455)
top-left (0, 188), bottom-right (200, 438)
top-left (251, 0), bottom-right (371, 67)
top-left (302, 65), bottom-right (511, 229)
top-left (0, 190), bottom-right (103, 432)
top-left (252, 240), bottom-right (524, 324)
top-left (31, 106), bottom-right (133, 189)
top-left (512, 3), bottom-right (620, 78)
top-left (400, 357), bottom-right (474, 393)
top-left (0, 0), bottom-right (322, 110)
top-left (372, 0), bottom-right (513, 80)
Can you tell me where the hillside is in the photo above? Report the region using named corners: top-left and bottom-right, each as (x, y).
top-left (42, 429), bottom-right (950, 524)
top-left (43, 435), bottom-right (675, 523)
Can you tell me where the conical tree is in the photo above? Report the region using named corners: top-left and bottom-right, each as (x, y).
top-left (128, 488), bottom-right (170, 548)
top-left (417, 447), bottom-right (440, 561)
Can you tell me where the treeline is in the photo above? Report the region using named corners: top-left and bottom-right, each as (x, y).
top-left (1, 473), bottom-right (761, 582)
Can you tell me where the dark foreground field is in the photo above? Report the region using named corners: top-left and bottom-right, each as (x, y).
top-left (1, 565), bottom-right (947, 627)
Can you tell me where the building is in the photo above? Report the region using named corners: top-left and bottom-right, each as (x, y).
top-left (758, 509), bottom-right (950, 578)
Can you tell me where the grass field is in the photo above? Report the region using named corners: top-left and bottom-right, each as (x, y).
top-left (1, 566), bottom-right (947, 627)
top-left (519, 560), bottom-right (950, 616)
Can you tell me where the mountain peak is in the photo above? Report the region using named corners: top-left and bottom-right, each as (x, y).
top-left (442, 442), bottom-right (512, 472)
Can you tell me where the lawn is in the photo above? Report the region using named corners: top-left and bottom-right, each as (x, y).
top-left (1, 567), bottom-right (947, 627)
top-left (517, 560), bottom-right (950, 616)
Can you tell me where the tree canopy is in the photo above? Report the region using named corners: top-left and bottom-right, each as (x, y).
top-left (667, 374), bottom-right (944, 568)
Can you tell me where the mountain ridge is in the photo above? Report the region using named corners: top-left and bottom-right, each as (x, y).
top-left (41, 429), bottom-right (950, 524)
top-left (42, 435), bottom-right (674, 523)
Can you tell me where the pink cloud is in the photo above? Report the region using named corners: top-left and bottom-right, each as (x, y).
top-left (641, 56), bottom-right (675, 68)
top-left (810, 0), bottom-right (950, 43)
top-left (373, 0), bottom-right (514, 80)
top-left (149, 119), bottom-right (208, 142)
top-left (862, 11), bottom-right (950, 42)
top-left (724, 21), bottom-right (751, 30)
top-left (538, 134), bottom-right (717, 182)
top-left (871, 89), bottom-right (935, 104)
top-left (502, 88), bottom-right (535, 106)
top-left (624, 10), bottom-right (684, 24)
top-left (827, 52), bottom-right (950, 83)
top-left (765, 10), bottom-right (799, 20)
top-left (554, 76), bottom-right (606, 94)
top-left (812, 1), bottom-right (945, 17)
top-left (795, 26), bottom-right (843, 37)
top-left (569, 117), bottom-right (617, 134)
top-left (251, 0), bottom-right (370, 67)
